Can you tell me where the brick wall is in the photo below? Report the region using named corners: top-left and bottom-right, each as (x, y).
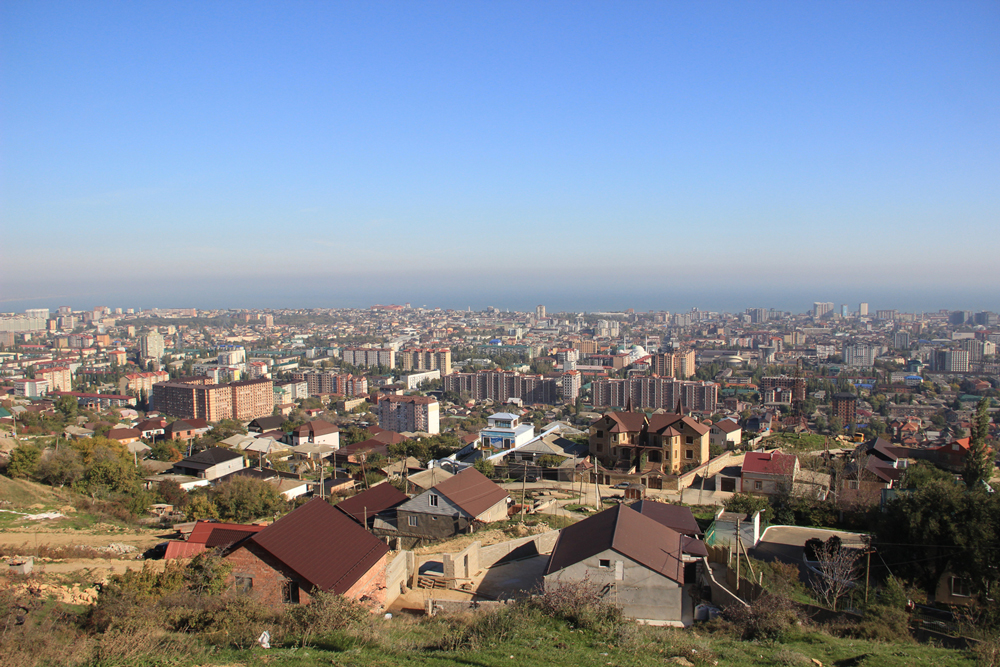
top-left (225, 542), bottom-right (388, 608)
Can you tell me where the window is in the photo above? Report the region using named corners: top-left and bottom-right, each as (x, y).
top-left (848, 480), bottom-right (860, 490)
top-left (429, 494), bottom-right (439, 507)
top-left (951, 577), bottom-right (971, 597)
top-left (235, 576), bottom-right (252, 593)
top-left (754, 481), bottom-right (763, 491)
top-left (596, 430), bottom-right (604, 437)
top-left (598, 559), bottom-right (611, 568)
top-left (685, 450), bottom-right (693, 460)
top-left (282, 580), bottom-right (300, 604)
top-left (686, 436), bottom-right (693, 444)
top-left (596, 443), bottom-right (603, 453)
top-left (408, 515), bottom-right (418, 526)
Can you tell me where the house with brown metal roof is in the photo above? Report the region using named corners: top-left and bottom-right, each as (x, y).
top-left (224, 497), bottom-right (391, 607)
top-left (588, 410), bottom-right (711, 484)
top-left (289, 420), bottom-right (340, 449)
top-left (544, 504), bottom-right (692, 626)
top-left (394, 467), bottom-right (510, 541)
top-left (334, 482), bottom-right (408, 529)
top-left (164, 520), bottom-right (265, 560)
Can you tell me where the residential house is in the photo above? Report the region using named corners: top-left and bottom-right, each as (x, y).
top-left (136, 417), bottom-right (167, 440)
top-left (588, 410), bottom-right (711, 484)
top-left (173, 447), bottom-right (245, 481)
top-left (709, 418), bottom-right (743, 450)
top-left (165, 520), bottom-right (265, 560)
top-left (106, 427), bottom-right (142, 446)
top-left (405, 467), bottom-right (454, 494)
top-left (544, 504), bottom-right (692, 626)
top-left (741, 451), bottom-right (799, 495)
top-left (289, 420), bottom-right (340, 449)
top-left (223, 497), bottom-right (390, 606)
top-left (248, 415), bottom-right (285, 434)
top-left (334, 483), bottom-right (408, 529)
top-left (394, 468), bottom-right (510, 540)
top-left (164, 418), bottom-right (210, 441)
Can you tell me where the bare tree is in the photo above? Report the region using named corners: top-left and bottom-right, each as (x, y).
top-left (809, 538), bottom-right (861, 611)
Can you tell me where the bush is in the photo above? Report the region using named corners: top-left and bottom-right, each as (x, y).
top-left (285, 590), bottom-right (371, 647)
top-left (523, 579), bottom-right (626, 635)
top-left (723, 593), bottom-right (799, 642)
top-left (6, 443), bottom-right (42, 479)
top-left (211, 476), bottom-right (285, 522)
top-left (834, 604), bottom-right (913, 643)
top-left (185, 550), bottom-right (233, 595)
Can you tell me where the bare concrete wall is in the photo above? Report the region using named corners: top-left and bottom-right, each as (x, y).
top-left (544, 549), bottom-right (683, 623)
top-left (479, 530), bottom-right (560, 569)
top-left (385, 551), bottom-right (414, 607)
top-left (443, 541), bottom-right (481, 579)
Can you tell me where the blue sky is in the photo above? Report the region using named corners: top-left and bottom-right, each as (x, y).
top-left (2, 1), bottom-right (998, 313)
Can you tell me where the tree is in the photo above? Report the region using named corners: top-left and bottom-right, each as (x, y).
top-left (85, 457), bottom-right (140, 495)
top-left (808, 536), bottom-right (861, 611)
top-left (211, 477), bottom-right (284, 522)
top-left (5, 443), bottom-right (41, 479)
top-left (55, 395), bottom-right (78, 420)
top-left (37, 447), bottom-right (85, 487)
top-left (901, 460), bottom-right (954, 489)
top-left (723, 493), bottom-right (770, 516)
top-left (963, 398), bottom-right (994, 491)
top-left (473, 458), bottom-right (495, 477)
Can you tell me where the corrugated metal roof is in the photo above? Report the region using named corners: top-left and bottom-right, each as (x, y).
top-left (743, 451), bottom-right (797, 475)
top-left (334, 483), bottom-right (408, 524)
top-left (433, 468), bottom-right (510, 519)
top-left (188, 520), bottom-right (265, 545)
top-left (248, 498), bottom-right (389, 594)
top-left (545, 504), bottom-right (683, 583)
top-left (628, 500), bottom-right (702, 536)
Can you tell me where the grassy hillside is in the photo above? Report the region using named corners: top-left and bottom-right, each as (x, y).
top-left (0, 475), bottom-right (68, 507)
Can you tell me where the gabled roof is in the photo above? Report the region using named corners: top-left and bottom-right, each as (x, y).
top-left (107, 427), bottom-right (141, 440)
top-left (294, 420), bottom-right (340, 436)
top-left (407, 467), bottom-right (453, 489)
top-left (188, 520), bottom-right (264, 547)
top-left (181, 446), bottom-right (242, 466)
top-left (369, 429), bottom-right (408, 445)
top-left (338, 438), bottom-right (389, 458)
top-left (335, 483), bottom-right (408, 524)
top-left (714, 418), bottom-right (741, 434)
top-left (249, 415), bottom-right (285, 431)
top-left (742, 451), bottom-right (797, 476)
top-left (545, 504), bottom-right (683, 583)
top-left (247, 498), bottom-right (389, 594)
top-left (628, 500), bottom-right (702, 536)
top-left (432, 467), bottom-right (509, 518)
top-left (601, 411), bottom-right (647, 433)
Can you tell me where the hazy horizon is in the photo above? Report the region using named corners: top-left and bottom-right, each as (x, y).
top-left (3, 3), bottom-right (998, 307)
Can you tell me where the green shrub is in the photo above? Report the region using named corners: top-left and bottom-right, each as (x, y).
top-left (722, 593), bottom-right (799, 642)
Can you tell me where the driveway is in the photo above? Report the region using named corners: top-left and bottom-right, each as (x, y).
top-left (749, 526), bottom-right (868, 582)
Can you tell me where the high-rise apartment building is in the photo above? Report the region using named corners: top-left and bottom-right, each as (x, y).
top-left (813, 302), bottom-right (834, 318)
top-left (152, 377), bottom-right (273, 421)
top-left (377, 395), bottom-right (440, 434)
top-left (443, 370), bottom-right (569, 405)
top-left (760, 376), bottom-right (806, 403)
top-left (831, 393), bottom-right (858, 427)
top-left (139, 330), bottom-right (164, 360)
top-left (119, 371), bottom-right (170, 397)
top-left (291, 371), bottom-right (368, 397)
top-left (651, 349), bottom-right (696, 379)
top-left (844, 344), bottom-right (878, 368)
top-left (934, 349), bottom-right (969, 373)
top-left (36, 366), bottom-right (72, 392)
top-left (747, 308), bottom-right (768, 323)
top-left (536, 305), bottom-right (546, 319)
top-left (397, 348), bottom-right (452, 375)
top-left (893, 332), bottom-right (911, 350)
top-left (591, 377), bottom-right (718, 413)
top-left (859, 303), bottom-right (869, 317)
top-left (342, 347), bottom-right (395, 369)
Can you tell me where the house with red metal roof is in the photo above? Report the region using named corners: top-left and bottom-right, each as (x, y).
top-left (544, 503), bottom-right (695, 626)
top-left (740, 451), bottom-right (799, 495)
top-left (164, 520), bottom-right (265, 560)
top-left (224, 497), bottom-right (391, 607)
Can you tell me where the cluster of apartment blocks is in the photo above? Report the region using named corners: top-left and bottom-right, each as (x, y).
top-left (590, 377), bottom-right (719, 413)
top-left (341, 347), bottom-right (452, 376)
top-left (151, 377), bottom-right (274, 422)
top-left (443, 369), bottom-right (581, 405)
top-left (289, 371), bottom-right (369, 397)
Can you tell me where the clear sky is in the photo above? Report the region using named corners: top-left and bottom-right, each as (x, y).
top-left (2, 1), bottom-right (998, 314)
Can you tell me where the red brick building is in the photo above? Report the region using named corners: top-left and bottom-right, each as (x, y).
top-left (224, 498), bottom-right (390, 607)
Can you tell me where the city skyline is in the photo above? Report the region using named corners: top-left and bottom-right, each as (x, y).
top-left (2, 2), bottom-right (998, 308)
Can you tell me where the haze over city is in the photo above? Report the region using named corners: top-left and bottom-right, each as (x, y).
top-left (2, 2), bottom-right (998, 311)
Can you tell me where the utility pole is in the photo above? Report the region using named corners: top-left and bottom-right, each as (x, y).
top-left (864, 537), bottom-right (872, 606)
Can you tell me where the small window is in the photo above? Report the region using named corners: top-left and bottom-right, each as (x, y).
top-left (235, 576), bottom-right (253, 593)
top-left (282, 580), bottom-right (300, 604)
top-left (408, 515), bottom-right (418, 526)
top-left (596, 430), bottom-right (604, 437)
top-left (686, 436), bottom-right (693, 444)
top-left (685, 450), bottom-right (693, 460)
top-left (848, 480), bottom-right (860, 490)
top-left (599, 559), bottom-right (611, 568)
top-left (429, 494), bottom-right (439, 507)
top-left (951, 577), bottom-right (971, 597)
top-left (754, 480), bottom-right (763, 491)
top-left (596, 443), bottom-right (603, 453)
